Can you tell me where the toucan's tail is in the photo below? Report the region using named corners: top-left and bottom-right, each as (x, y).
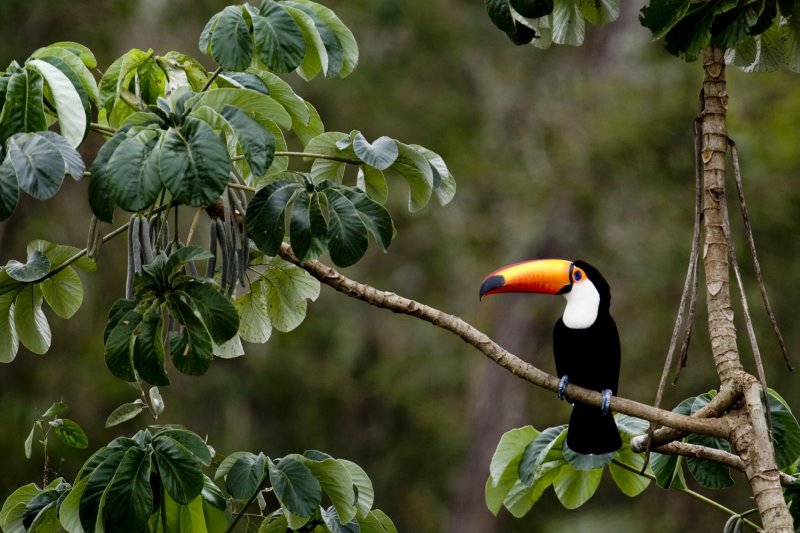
top-left (566, 403), bottom-right (622, 455)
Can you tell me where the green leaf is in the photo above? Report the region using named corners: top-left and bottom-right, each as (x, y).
top-left (518, 425), bottom-right (567, 485)
top-left (7, 133), bottom-right (66, 200)
top-left (236, 278), bottom-right (272, 343)
top-left (105, 401), bottom-right (145, 428)
top-left (340, 187), bottom-right (394, 252)
top-left (0, 69), bottom-right (47, 142)
top-left (1, 484), bottom-right (42, 528)
top-left (766, 389), bottom-right (800, 469)
top-left (47, 42), bottom-right (97, 69)
top-left (650, 452), bottom-right (686, 489)
top-left (290, 0), bottom-right (358, 77)
top-left (390, 142), bottom-right (434, 212)
top-left (178, 279), bottom-right (239, 344)
top-left (215, 451), bottom-right (251, 480)
top-left (24, 425), bottom-right (35, 459)
top-left (58, 475), bottom-right (87, 533)
top-left (153, 435), bottom-right (205, 505)
top-left (352, 133), bottom-right (398, 170)
top-left (609, 446), bottom-right (651, 497)
top-left (6, 249), bottom-right (50, 282)
top-left (167, 295), bottom-right (215, 376)
top-left (290, 191), bottom-right (328, 261)
top-left (40, 267), bottom-right (82, 319)
top-left (188, 87), bottom-right (292, 130)
top-left (79, 450), bottom-right (125, 531)
top-left (226, 452), bottom-right (266, 500)
top-left (510, 0), bottom-right (554, 18)
top-left (103, 308), bottom-right (141, 381)
top-left (211, 6), bottom-right (254, 72)
top-left (685, 433), bottom-right (734, 488)
top-left (154, 428), bottom-right (212, 467)
top-left (0, 278), bottom-right (20, 362)
top-left (304, 131), bottom-right (353, 183)
top-left (14, 284), bottom-right (51, 354)
top-left (41, 401), bottom-right (67, 419)
top-left (22, 490), bottom-right (59, 531)
top-left (260, 255), bottom-right (320, 332)
top-left (0, 158), bottom-right (19, 221)
top-left (304, 457), bottom-right (357, 523)
top-left (220, 104), bottom-right (275, 176)
top-left (132, 311), bottom-right (170, 386)
top-left (283, 4), bottom-right (328, 81)
top-left (245, 179), bottom-right (302, 255)
top-left (52, 418), bottom-right (88, 449)
top-left (269, 457), bottom-right (321, 518)
top-left (339, 459), bottom-right (373, 519)
top-left (149, 386), bottom-right (165, 417)
top-left (321, 506), bottom-right (360, 533)
top-left (159, 117), bottom-right (230, 207)
top-left (325, 188), bottom-right (368, 267)
top-left (356, 165), bottom-right (388, 205)
top-left (200, 12), bottom-right (221, 54)
top-left (31, 45), bottom-right (99, 105)
top-left (552, 0), bottom-right (586, 46)
top-left (88, 127), bottom-right (132, 222)
top-left (727, 24), bottom-right (784, 72)
top-left (107, 128), bottom-right (163, 212)
top-left (640, 0), bottom-right (691, 39)
top-left (27, 60), bottom-right (87, 147)
top-left (784, 3), bottom-right (800, 72)
top-left (283, 1), bottom-right (345, 77)
top-left (577, 0), bottom-right (619, 25)
top-left (253, 1), bottom-right (308, 73)
top-left (358, 509), bottom-right (397, 533)
top-left (553, 465), bottom-right (602, 509)
top-left (563, 441), bottom-right (614, 471)
top-left (102, 447), bottom-right (153, 531)
top-left (503, 461), bottom-right (563, 518)
top-left (411, 144), bottom-right (456, 206)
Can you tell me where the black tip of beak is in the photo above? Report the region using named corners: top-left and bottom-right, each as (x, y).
top-left (479, 275), bottom-right (505, 300)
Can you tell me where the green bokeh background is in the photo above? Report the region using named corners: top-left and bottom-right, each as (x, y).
top-left (1, 1), bottom-right (799, 531)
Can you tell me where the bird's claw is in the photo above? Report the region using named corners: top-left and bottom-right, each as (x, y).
top-left (601, 389), bottom-right (612, 415)
top-left (558, 375), bottom-right (570, 401)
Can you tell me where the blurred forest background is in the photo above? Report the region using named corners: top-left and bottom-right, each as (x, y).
top-left (1, 1), bottom-right (799, 532)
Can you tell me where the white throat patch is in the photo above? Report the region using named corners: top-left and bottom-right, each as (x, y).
top-left (562, 280), bottom-right (601, 329)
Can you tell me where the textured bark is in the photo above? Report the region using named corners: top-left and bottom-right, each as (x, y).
top-left (700, 47), bottom-right (793, 532)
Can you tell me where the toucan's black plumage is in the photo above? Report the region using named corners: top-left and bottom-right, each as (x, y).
top-left (480, 259), bottom-right (622, 455)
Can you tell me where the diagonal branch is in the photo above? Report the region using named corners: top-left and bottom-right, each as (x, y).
top-left (277, 243), bottom-right (731, 439)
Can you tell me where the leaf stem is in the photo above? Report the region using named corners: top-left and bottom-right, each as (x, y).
top-left (611, 460), bottom-right (763, 531)
top-left (228, 182), bottom-right (256, 193)
top-left (89, 122), bottom-right (118, 136)
top-left (275, 151), bottom-right (361, 164)
top-left (224, 485), bottom-right (266, 533)
top-left (201, 66), bottom-right (223, 92)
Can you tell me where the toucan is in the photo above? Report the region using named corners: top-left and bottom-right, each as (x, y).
top-left (479, 259), bottom-right (622, 455)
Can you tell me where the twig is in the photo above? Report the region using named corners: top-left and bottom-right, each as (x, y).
top-left (201, 66), bottom-right (223, 92)
top-left (275, 151), bottom-right (362, 164)
top-left (185, 208), bottom-right (204, 246)
top-left (276, 243), bottom-right (731, 439)
top-left (611, 460), bottom-right (764, 531)
top-left (729, 140), bottom-right (793, 371)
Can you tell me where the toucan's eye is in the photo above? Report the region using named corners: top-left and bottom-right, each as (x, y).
top-left (574, 270), bottom-right (583, 282)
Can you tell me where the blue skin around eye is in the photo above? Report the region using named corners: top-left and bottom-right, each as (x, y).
top-left (574, 272), bottom-right (582, 280)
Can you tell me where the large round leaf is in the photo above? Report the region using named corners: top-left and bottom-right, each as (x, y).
top-left (552, 466), bottom-right (603, 509)
top-left (40, 267), bottom-right (82, 319)
top-left (352, 133), bottom-right (398, 170)
top-left (325, 188), bottom-right (368, 267)
top-left (210, 6), bottom-right (254, 72)
top-left (104, 308), bottom-right (142, 382)
top-left (0, 159), bottom-right (19, 221)
top-left (176, 279), bottom-right (239, 344)
top-left (7, 133), bottom-right (66, 200)
top-left (14, 284), bottom-right (51, 355)
top-left (245, 179), bottom-right (302, 255)
top-left (79, 450), bottom-right (126, 532)
top-left (6, 249), bottom-right (50, 282)
top-left (226, 452), bottom-right (265, 500)
top-left (220, 104), bottom-right (275, 176)
top-left (89, 126), bottom-right (132, 223)
top-left (159, 117), bottom-right (230, 207)
top-left (290, 191), bottom-right (327, 262)
top-left (268, 458), bottom-right (321, 518)
top-left (252, 2), bottom-right (307, 73)
top-left (107, 128), bottom-right (163, 212)
top-left (288, 0), bottom-right (358, 77)
top-left (152, 435), bottom-right (204, 505)
top-left (339, 459), bottom-right (373, 519)
top-left (102, 447), bottom-right (153, 532)
top-left (167, 295), bottom-right (214, 376)
top-left (304, 457), bottom-right (356, 524)
top-left (27, 60), bottom-right (87, 148)
top-left (132, 311), bottom-right (170, 386)
top-left (0, 69), bottom-right (47, 142)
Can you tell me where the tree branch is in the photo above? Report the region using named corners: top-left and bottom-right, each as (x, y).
top-left (277, 243), bottom-right (730, 439)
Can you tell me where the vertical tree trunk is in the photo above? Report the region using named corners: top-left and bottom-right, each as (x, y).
top-left (700, 47), bottom-right (794, 532)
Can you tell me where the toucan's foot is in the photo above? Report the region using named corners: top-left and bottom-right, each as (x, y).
top-left (601, 389), bottom-right (612, 415)
top-left (558, 375), bottom-right (570, 401)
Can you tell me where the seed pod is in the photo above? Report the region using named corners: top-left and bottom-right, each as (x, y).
top-left (131, 215), bottom-right (143, 275)
top-left (139, 216), bottom-right (155, 265)
top-left (149, 214), bottom-right (162, 252)
top-left (205, 219), bottom-right (218, 279)
top-left (216, 219), bottom-right (230, 293)
top-left (86, 215), bottom-right (104, 260)
top-left (125, 216), bottom-right (137, 299)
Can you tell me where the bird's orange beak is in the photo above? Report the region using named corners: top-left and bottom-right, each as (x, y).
top-left (479, 259), bottom-right (573, 299)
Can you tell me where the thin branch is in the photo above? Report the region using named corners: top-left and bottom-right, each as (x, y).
top-left (89, 122), bottom-right (117, 136)
top-left (185, 208), bottom-right (204, 246)
top-left (277, 243), bottom-right (731, 439)
top-left (201, 66), bottom-right (223, 92)
top-left (611, 460), bottom-right (764, 531)
top-left (729, 140), bottom-right (793, 371)
top-left (275, 151), bottom-right (362, 164)
top-left (228, 181), bottom-right (256, 193)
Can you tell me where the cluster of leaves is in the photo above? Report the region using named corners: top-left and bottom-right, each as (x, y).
top-left (24, 402), bottom-right (89, 461)
top-left (484, 0), bottom-right (620, 47)
top-left (641, 0), bottom-right (800, 71)
top-left (103, 246), bottom-right (241, 383)
top-left (652, 389), bottom-right (800, 491)
top-left (0, 241), bottom-right (95, 363)
top-left (1, 426), bottom-right (396, 533)
top-left (485, 414), bottom-right (650, 518)
top-left (201, 0), bottom-right (357, 80)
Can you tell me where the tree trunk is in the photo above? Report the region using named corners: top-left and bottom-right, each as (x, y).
top-left (700, 46), bottom-right (794, 532)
